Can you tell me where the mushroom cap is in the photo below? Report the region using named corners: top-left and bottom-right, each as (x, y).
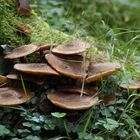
top-left (14, 63), bottom-right (60, 76)
top-left (0, 87), bottom-right (32, 105)
top-left (60, 86), bottom-right (98, 96)
top-left (0, 75), bottom-right (8, 85)
top-left (86, 63), bottom-right (120, 83)
top-left (52, 39), bottom-right (90, 55)
top-left (4, 44), bottom-right (38, 59)
top-left (47, 91), bottom-right (99, 110)
top-left (45, 53), bottom-right (89, 79)
top-left (6, 72), bottom-right (44, 85)
top-left (120, 78), bottom-right (140, 90)
top-left (33, 42), bottom-right (56, 52)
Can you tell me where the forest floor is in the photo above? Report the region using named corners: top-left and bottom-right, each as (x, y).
top-left (0, 0), bottom-right (140, 140)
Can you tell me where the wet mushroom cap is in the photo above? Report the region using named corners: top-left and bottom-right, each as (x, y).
top-left (52, 39), bottom-right (90, 55)
top-left (86, 63), bottom-right (120, 83)
top-left (47, 91), bottom-right (99, 110)
top-left (120, 78), bottom-right (140, 90)
top-left (4, 44), bottom-right (38, 59)
top-left (45, 53), bottom-right (89, 79)
top-left (14, 63), bottom-right (60, 76)
top-left (0, 75), bottom-right (8, 85)
top-left (0, 87), bottom-right (32, 105)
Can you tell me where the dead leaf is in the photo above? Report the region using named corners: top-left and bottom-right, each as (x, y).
top-left (16, 0), bottom-right (32, 16)
top-left (102, 95), bottom-right (116, 106)
top-left (15, 24), bottom-right (32, 34)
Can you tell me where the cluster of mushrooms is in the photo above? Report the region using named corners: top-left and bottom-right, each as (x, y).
top-left (1, 39), bottom-right (138, 110)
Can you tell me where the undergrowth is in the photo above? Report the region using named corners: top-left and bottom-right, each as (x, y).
top-left (0, 0), bottom-right (140, 140)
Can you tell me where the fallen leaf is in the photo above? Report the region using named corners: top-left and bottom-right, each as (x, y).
top-left (16, 0), bottom-right (32, 16)
top-left (15, 24), bottom-right (32, 34)
top-left (102, 95), bottom-right (116, 106)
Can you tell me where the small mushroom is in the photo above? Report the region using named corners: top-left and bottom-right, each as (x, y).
top-left (45, 53), bottom-right (89, 79)
top-left (86, 63), bottom-right (120, 83)
top-left (4, 44), bottom-right (37, 59)
top-left (14, 63), bottom-right (60, 76)
top-left (120, 78), bottom-right (140, 90)
top-left (0, 75), bottom-right (8, 85)
top-left (52, 39), bottom-right (90, 55)
top-left (47, 91), bottom-right (99, 110)
top-left (0, 87), bottom-right (32, 105)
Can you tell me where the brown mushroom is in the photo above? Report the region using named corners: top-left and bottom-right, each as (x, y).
top-left (45, 53), bottom-right (89, 79)
top-left (60, 86), bottom-right (99, 96)
top-left (52, 39), bottom-right (90, 55)
top-left (47, 91), bottom-right (99, 110)
top-left (14, 63), bottom-right (60, 76)
top-left (33, 42), bottom-right (56, 52)
top-left (120, 78), bottom-right (140, 90)
top-left (86, 63), bottom-right (120, 83)
top-left (6, 72), bottom-right (44, 85)
top-left (0, 75), bottom-right (8, 85)
top-left (0, 87), bottom-right (32, 105)
top-left (4, 44), bottom-right (37, 59)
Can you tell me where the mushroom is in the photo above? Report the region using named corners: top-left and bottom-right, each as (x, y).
top-left (34, 42), bottom-right (56, 52)
top-left (47, 91), bottom-right (99, 110)
top-left (120, 78), bottom-right (140, 90)
top-left (86, 63), bottom-right (120, 83)
top-left (4, 44), bottom-right (38, 59)
top-left (6, 72), bottom-right (44, 85)
top-left (45, 53), bottom-right (89, 79)
top-left (60, 86), bottom-right (99, 96)
top-left (14, 63), bottom-right (60, 76)
top-left (52, 39), bottom-right (90, 55)
top-left (0, 75), bottom-right (8, 85)
top-left (0, 87), bottom-right (32, 105)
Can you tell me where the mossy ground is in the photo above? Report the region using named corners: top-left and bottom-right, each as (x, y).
top-left (0, 0), bottom-right (71, 47)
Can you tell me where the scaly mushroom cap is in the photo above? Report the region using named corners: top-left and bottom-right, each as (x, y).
top-left (47, 91), bottom-right (99, 110)
top-left (14, 63), bottom-right (60, 76)
top-left (4, 44), bottom-right (37, 59)
top-left (86, 63), bottom-right (120, 83)
top-left (0, 87), bottom-right (32, 105)
top-left (52, 39), bottom-right (90, 55)
top-left (120, 78), bottom-right (140, 90)
top-left (45, 53), bottom-right (89, 79)
top-left (0, 75), bottom-right (8, 85)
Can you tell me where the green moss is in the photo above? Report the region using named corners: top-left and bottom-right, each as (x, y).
top-left (0, 0), bottom-right (71, 47)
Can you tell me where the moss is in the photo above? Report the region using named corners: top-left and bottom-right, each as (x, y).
top-left (0, 0), bottom-right (71, 47)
